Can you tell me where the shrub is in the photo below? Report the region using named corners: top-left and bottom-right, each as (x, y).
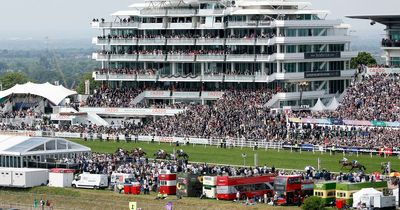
top-left (301, 196), bottom-right (325, 210)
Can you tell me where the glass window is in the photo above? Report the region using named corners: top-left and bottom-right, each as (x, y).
top-left (391, 57), bottom-right (400, 66)
top-left (285, 29), bottom-right (297, 37)
top-left (284, 63), bottom-right (296, 73)
top-left (298, 62), bottom-right (312, 72)
top-left (298, 45), bottom-right (312, 53)
top-left (286, 45), bottom-right (296, 53)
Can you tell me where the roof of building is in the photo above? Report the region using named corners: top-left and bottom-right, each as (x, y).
top-left (347, 15), bottom-right (400, 26)
top-left (0, 82), bottom-right (77, 105)
top-left (0, 135), bottom-right (91, 156)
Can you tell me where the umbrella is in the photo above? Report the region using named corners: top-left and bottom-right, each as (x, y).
top-left (390, 172), bottom-right (400, 177)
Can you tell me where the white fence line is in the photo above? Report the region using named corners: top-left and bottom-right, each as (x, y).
top-left (0, 130), bottom-right (398, 156)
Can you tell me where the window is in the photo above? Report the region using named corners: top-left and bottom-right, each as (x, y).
top-left (286, 45), bottom-right (296, 53)
top-left (327, 191), bottom-right (335, 197)
top-left (298, 62), bottom-right (311, 72)
top-left (285, 29), bottom-right (297, 37)
top-left (391, 57), bottom-right (400, 66)
top-left (298, 45), bottom-right (312, 53)
top-left (288, 177), bottom-right (301, 184)
top-left (284, 63), bottom-right (296, 73)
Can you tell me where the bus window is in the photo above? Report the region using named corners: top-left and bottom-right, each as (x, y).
top-left (288, 177), bottom-right (301, 184)
top-left (327, 191), bottom-right (335, 197)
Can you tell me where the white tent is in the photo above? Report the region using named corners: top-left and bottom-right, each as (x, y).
top-left (310, 98), bottom-right (327, 112)
top-left (352, 188), bottom-right (383, 208)
top-left (0, 82), bottom-right (77, 105)
top-left (326, 97), bottom-right (340, 111)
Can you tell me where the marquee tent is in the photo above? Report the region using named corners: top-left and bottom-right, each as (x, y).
top-left (352, 188), bottom-right (383, 208)
top-left (0, 82), bottom-right (77, 105)
top-left (326, 97), bottom-right (340, 111)
top-left (0, 135), bottom-right (91, 168)
top-left (310, 98), bottom-right (327, 112)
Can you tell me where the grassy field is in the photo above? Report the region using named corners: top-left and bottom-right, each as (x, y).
top-left (71, 139), bottom-right (398, 173)
top-left (0, 187), bottom-right (300, 210)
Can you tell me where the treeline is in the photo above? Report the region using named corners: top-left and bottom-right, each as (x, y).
top-left (0, 49), bottom-right (98, 92)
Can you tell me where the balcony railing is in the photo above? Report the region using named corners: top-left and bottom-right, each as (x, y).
top-left (167, 9), bottom-right (196, 16)
top-left (224, 75), bottom-right (254, 82)
top-left (226, 54), bottom-right (256, 62)
top-left (168, 22), bottom-right (195, 29)
top-left (196, 38), bottom-right (225, 45)
top-left (167, 55), bottom-right (196, 62)
top-left (202, 74), bottom-right (224, 82)
top-left (256, 38), bottom-right (275, 45)
top-left (167, 38), bottom-right (195, 45)
top-left (256, 54), bottom-right (276, 62)
top-left (138, 38), bottom-right (166, 45)
top-left (140, 9), bottom-right (167, 16)
top-left (109, 54), bottom-right (138, 61)
top-left (92, 22), bottom-right (139, 28)
top-left (196, 55), bottom-right (225, 62)
top-left (138, 54), bottom-right (166, 61)
top-left (197, 9), bottom-right (223, 16)
top-left (137, 74), bottom-right (158, 81)
top-left (140, 23), bottom-right (166, 29)
top-left (226, 38), bottom-right (255, 45)
top-left (227, 21), bottom-right (257, 28)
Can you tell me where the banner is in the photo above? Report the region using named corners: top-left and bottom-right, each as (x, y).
top-left (54, 132), bottom-right (81, 138)
top-left (304, 52), bottom-right (340, 59)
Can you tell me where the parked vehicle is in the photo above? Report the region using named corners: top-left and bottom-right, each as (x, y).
top-left (71, 173), bottom-right (108, 189)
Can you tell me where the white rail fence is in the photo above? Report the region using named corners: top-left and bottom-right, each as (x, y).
top-left (0, 130), bottom-right (398, 157)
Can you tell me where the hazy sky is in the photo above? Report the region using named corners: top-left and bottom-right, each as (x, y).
top-left (0, 0), bottom-right (398, 40)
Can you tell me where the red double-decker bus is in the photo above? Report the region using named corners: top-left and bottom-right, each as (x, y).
top-left (273, 175), bottom-right (314, 205)
top-left (216, 174), bottom-right (275, 200)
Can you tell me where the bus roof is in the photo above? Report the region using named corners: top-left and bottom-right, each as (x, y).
top-left (336, 181), bottom-right (387, 191)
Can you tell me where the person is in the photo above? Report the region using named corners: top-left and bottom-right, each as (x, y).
top-left (200, 191), bottom-right (206, 199)
top-left (273, 192), bottom-right (278, 206)
top-left (236, 191), bottom-right (240, 202)
top-left (352, 160), bottom-right (358, 165)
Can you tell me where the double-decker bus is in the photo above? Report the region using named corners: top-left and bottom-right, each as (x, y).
top-left (314, 182), bottom-right (337, 206)
top-left (216, 175), bottom-right (275, 200)
top-left (274, 175), bottom-right (314, 205)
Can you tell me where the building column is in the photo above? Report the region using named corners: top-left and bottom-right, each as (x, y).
top-left (172, 63), bottom-right (176, 75)
top-left (201, 63), bottom-right (204, 76)
top-left (277, 61), bottom-right (281, 73)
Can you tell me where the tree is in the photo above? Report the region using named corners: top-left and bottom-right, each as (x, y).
top-left (350, 52), bottom-right (377, 69)
top-left (0, 71), bottom-right (29, 90)
top-left (76, 72), bottom-right (98, 94)
top-left (301, 196), bottom-right (325, 210)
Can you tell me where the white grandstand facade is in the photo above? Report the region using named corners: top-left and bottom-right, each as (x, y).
top-left (91, 0), bottom-right (357, 108)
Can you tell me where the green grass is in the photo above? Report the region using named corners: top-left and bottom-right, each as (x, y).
top-left (70, 139), bottom-right (397, 173)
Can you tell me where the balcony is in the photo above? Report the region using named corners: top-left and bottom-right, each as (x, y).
top-left (274, 20), bottom-right (342, 27)
top-left (226, 38), bottom-right (255, 45)
top-left (138, 38), bottom-right (166, 45)
top-left (196, 55), bottom-right (225, 62)
top-left (92, 53), bottom-right (108, 61)
top-left (109, 54), bottom-right (138, 61)
top-left (139, 23), bottom-right (166, 29)
top-left (92, 22), bottom-right (139, 29)
top-left (197, 9), bottom-right (223, 16)
top-left (138, 54), bottom-right (166, 61)
top-left (255, 38), bottom-right (276, 46)
top-left (93, 38), bottom-right (138, 45)
top-left (226, 54), bottom-right (256, 62)
top-left (275, 36), bottom-right (352, 44)
top-left (137, 74), bottom-right (158, 81)
top-left (196, 38), bottom-right (225, 45)
top-left (93, 73), bottom-right (107, 81)
top-left (167, 54), bottom-right (195, 62)
top-left (168, 22), bottom-right (195, 29)
top-left (224, 75), bottom-right (254, 82)
top-left (197, 22), bottom-right (224, 29)
top-left (227, 21), bottom-right (257, 28)
top-left (140, 9), bottom-right (167, 16)
top-left (167, 38), bottom-right (195, 45)
top-left (256, 54), bottom-right (276, 62)
top-left (158, 74), bottom-right (200, 82)
top-left (108, 74), bottom-right (137, 81)
top-left (167, 9), bottom-right (196, 16)
top-left (202, 74), bottom-right (224, 82)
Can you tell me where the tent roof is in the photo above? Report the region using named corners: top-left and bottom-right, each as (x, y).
top-left (326, 97), bottom-right (340, 111)
top-left (353, 188), bottom-right (383, 207)
top-left (0, 82), bottom-right (77, 105)
top-left (310, 98), bottom-right (326, 112)
top-left (0, 135), bottom-right (91, 156)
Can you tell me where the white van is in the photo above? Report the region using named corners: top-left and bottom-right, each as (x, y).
top-left (71, 173), bottom-right (108, 189)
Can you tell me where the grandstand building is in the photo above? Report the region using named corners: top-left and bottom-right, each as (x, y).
top-left (347, 15), bottom-right (400, 67)
top-left (91, 0), bottom-right (357, 108)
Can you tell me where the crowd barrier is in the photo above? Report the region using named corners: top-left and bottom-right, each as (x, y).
top-left (0, 130), bottom-right (399, 157)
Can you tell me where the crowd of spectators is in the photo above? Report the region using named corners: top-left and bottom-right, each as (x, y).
top-left (382, 38), bottom-right (400, 47)
top-left (84, 87), bottom-right (142, 108)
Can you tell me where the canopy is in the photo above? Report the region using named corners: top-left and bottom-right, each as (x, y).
top-left (352, 188), bottom-right (383, 208)
top-left (0, 82), bottom-right (77, 105)
top-left (326, 97), bottom-right (340, 111)
top-left (310, 98), bottom-right (327, 112)
top-left (0, 135), bottom-right (90, 156)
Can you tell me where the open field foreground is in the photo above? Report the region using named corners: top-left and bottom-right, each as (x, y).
top-left (0, 187), bottom-right (299, 210)
top-left (71, 139), bottom-right (400, 173)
